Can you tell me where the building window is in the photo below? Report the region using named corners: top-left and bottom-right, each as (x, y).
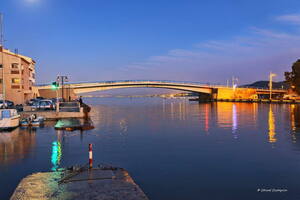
top-left (0, 79), bottom-right (2, 83)
top-left (11, 70), bottom-right (20, 74)
top-left (11, 63), bottom-right (19, 69)
top-left (12, 78), bottom-right (21, 84)
top-left (11, 85), bottom-right (20, 89)
top-left (0, 64), bottom-right (2, 68)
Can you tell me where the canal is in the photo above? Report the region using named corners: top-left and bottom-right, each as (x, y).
top-left (1, 97), bottom-right (300, 200)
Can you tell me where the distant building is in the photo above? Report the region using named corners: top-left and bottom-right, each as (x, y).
top-left (0, 46), bottom-right (37, 104)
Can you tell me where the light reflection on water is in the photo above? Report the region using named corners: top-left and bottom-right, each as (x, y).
top-left (51, 141), bottom-right (62, 171)
top-left (1, 98), bottom-right (300, 199)
top-left (0, 128), bottom-right (36, 164)
top-left (268, 105), bottom-right (277, 143)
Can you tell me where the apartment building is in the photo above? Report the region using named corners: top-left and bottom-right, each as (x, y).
top-left (0, 46), bottom-right (37, 104)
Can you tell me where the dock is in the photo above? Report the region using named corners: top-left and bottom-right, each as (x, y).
top-left (20, 102), bottom-right (90, 120)
top-left (20, 110), bottom-right (85, 120)
top-left (10, 166), bottom-right (149, 200)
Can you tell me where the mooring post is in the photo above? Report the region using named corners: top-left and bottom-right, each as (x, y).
top-left (89, 144), bottom-right (93, 169)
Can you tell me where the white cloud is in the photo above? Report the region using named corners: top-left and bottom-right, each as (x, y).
top-left (25, 0), bottom-right (38, 3)
top-left (276, 14), bottom-right (300, 25)
top-left (118, 14), bottom-right (300, 84)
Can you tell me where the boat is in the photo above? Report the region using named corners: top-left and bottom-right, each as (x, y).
top-left (0, 109), bottom-right (20, 130)
top-left (31, 117), bottom-right (45, 127)
top-left (0, 15), bottom-right (20, 131)
top-left (20, 118), bottom-right (30, 126)
top-left (20, 115), bottom-right (45, 127)
top-left (55, 118), bottom-right (94, 131)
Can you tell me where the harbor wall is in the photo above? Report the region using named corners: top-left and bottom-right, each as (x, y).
top-left (216, 88), bottom-right (257, 100)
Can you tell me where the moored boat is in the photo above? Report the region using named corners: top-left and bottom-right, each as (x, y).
top-left (31, 117), bottom-right (45, 127)
top-left (0, 109), bottom-right (20, 130)
top-left (20, 115), bottom-right (45, 127)
top-left (20, 118), bottom-right (30, 126)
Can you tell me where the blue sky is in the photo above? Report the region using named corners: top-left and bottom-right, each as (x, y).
top-left (1, 0), bottom-right (300, 84)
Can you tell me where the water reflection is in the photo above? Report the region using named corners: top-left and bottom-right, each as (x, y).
top-left (204, 104), bottom-right (210, 133)
top-left (290, 104), bottom-right (296, 133)
top-left (0, 128), bottom-right (36, 164)
top-left (268, 105), bottom-right (276, 143)
top-left (232, 104), bottom-right (238, 139)
top-left (289, 104), bottom-right (300, 143)
top-left (119, 119), bottom-right (128, 135)
top-left (51, 141), bottom-right (62, 171)
top-left (3, 98), bottom-right (300, 200)
top-left (216, 102), bottom-right (234, 129)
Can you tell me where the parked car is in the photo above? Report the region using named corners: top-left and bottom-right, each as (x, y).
top-left (50, 98), bottom-right (64, 104)
top-left (0, 100), bottom-right (14, 108)
top-left (27, 97), bottom-right (46, 106)
top-left (31, 99), bottom-right (55, 110)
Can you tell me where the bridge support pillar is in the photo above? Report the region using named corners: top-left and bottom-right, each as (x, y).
top-left (198, 93), bottom-right (211, 101)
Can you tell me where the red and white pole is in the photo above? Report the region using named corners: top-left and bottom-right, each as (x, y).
top-left (89, 144), bottom-right (93, 169)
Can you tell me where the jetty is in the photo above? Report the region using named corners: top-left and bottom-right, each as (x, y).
top-left (20, 102), bottom-right (90, 120)
top-left (10, 166), bottom-right (149, 200)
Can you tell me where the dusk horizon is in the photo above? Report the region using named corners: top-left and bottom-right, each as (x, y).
top-left (3, 1), bottom-right (300, 200)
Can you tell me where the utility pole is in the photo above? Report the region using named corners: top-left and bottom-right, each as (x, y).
top-left (0, 13), bottom-right (5, 103)
top-left (269, 72), bottom-right (276, 100)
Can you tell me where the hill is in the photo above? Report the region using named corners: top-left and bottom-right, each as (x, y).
top-left (241, 81), bottom-right (288, 89)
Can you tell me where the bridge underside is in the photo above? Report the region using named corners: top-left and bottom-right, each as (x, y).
top-left (37, 84), bottom-right (213, 100)
top-left (73, 84), bottom-right (213, 94)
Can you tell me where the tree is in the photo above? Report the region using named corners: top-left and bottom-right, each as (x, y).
top-left (285, 59), bottom-right (300, 94)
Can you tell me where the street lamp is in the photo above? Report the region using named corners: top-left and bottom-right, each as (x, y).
top-left (232, 76), bottom-right (238, 90)
top-left (269, 72), bottom-right (276, 100)
top-left (57, 75), bottom-right (68, 101)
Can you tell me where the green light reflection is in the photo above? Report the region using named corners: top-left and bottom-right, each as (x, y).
top-left (51, 141), bottom-right (62, 171)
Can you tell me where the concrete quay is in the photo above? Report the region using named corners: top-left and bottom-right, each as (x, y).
top-left (20, 110), bottom-right (85, 120)
top-left (20, 102), bottom-right (90, 120)
top-left (10, 166), bottom-right (149, 200)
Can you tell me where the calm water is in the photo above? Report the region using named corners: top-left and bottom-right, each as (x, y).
top-left (1, 97), bottom-right (300, 200)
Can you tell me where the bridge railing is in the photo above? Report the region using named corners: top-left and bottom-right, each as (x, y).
top-left (37, 80), bottom-right (228, 88)
top-left (36, 80), bottom-right (287, 91)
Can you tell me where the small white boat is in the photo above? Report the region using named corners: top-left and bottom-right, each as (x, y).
top-left (0, 109), bottom-right (20, 130)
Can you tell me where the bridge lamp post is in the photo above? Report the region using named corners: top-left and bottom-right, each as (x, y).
top-left (269, 72), bottom-right (276, 100)
top-left (232, 76), bottom-right (238, 90)
top-left (57, 75), bottom-right (68, 102)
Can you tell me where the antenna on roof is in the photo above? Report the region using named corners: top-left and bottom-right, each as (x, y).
top-left (0, 13), bottom-right (3, 48)
top-left (0, 13), bottom-right (5, 101)
top-left (14, 48), bottom-right (18, 54)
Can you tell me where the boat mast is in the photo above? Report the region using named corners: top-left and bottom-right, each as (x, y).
top-left (0, 13), bottom-right (5, 103)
